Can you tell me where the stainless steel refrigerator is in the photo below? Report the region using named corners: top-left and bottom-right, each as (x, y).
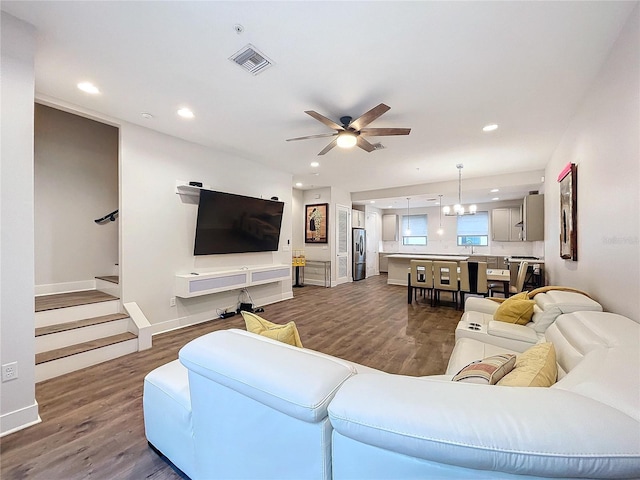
top-left (352, 228), bottom-right (366, 281)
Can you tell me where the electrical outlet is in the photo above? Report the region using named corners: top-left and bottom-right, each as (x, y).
top-left (2, 362), bottom-right (18, 382)
top-left (169, 297), bottom-right (176, 307)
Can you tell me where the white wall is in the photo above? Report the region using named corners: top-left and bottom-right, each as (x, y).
top-left (34, 104), bottom-right (118, 289)
top-left (292, 188), bottom-right (304, 250)
top-left (119, 123), bottom-right (293, 330)
top-left (0, 13), bottom-right (39, 435)
top-left (544, 6), bottom-right (639, 321)
top-left (301, 187), bottom-right (331, 261)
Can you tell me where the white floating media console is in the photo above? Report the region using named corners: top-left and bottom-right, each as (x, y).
top-left (175, 264), bottom-right (291, 298)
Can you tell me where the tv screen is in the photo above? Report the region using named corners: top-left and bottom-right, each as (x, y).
top-left (194, 189), bottom-right (284, 255)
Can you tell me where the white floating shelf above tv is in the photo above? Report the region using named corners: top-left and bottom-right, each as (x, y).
top-left (175, 264), bottom-right (291, 298)
top-left (175, 180), bottom-right (212, 197)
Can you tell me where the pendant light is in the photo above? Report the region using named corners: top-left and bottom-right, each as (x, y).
top-left (437, 194), bottom-right (444, 235)
top-left (443, 164), bottom-right (477, 216)
top-left (405, 198), bottom-right (411, 235)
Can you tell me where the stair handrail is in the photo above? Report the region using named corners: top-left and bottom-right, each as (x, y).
top-left (95, 209), bottom-right (119, 224)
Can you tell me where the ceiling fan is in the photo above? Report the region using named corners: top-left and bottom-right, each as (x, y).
top-left (286, 103), bottom-right (411, 155)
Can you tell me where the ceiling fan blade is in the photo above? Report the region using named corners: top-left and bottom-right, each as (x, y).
top-left (286, 133), bottom-right (338, 142)
top-left (349, 103), bottom-right (391, 131)
top-left (359, 127), bottom-right (411, 137)
top-left (318, 138), bottom-right (338, 155)
top-left (305, 110), bottom-right (343, 131)
top-left (356, 136), bottom-right (376, 153)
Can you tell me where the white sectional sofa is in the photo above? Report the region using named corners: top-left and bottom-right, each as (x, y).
top-left (143, 311), bottom-right (640, 479)
top-left (456, 290), bottom-right (603, 352)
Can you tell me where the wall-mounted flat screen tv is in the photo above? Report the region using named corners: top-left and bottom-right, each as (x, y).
top-left (194, 189), bottom-right (284, 255)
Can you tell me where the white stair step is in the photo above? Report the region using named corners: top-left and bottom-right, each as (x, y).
top-left (95, 277), bottom-right (119, 297)
top-left (35, 314), bottom-right (131, 354)
top-left (35, 334), bottom-right (137, 383)
top-left (36, 299), bottom-right (120, 327)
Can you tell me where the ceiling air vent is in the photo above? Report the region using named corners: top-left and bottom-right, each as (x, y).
top-left (229, 44), bottom-right (273, 75)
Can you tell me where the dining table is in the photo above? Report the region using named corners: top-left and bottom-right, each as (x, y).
top-left (407, 268), bottom-right (511, 304)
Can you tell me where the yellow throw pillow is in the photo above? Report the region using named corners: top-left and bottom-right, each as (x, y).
top-left (493, 292), bottom-right (535, 325)
top-left (241, 311), bottom-right (303, 348)
top-left (498, 342), bottom-right (557, 387)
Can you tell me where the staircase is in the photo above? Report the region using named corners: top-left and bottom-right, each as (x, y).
top-left (35, 276), bottom-right (138, 382)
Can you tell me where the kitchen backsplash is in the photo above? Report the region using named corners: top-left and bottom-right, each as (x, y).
top-left (381, 239), bottom-right (545, 258)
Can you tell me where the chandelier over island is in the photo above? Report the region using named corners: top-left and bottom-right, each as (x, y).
top-left (443, 164), bottom-right (477, 216)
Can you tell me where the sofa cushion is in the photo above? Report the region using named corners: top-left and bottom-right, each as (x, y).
top-left (530, 290), bottom-right (602, 333)
top-left (452, 353), bottom-right (516, 384)
top-left (498, 342), bottom-right (557, 387)
top-left (242, 311), bottom-right (303, 347)
top-left (493, 292), bottom-right (535, 325)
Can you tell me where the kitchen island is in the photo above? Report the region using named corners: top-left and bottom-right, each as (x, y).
top-left (387, 254), bottom-right (470, 286)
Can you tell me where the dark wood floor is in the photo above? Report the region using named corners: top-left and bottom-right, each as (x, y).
top-left (1, 274), bottom-right (462, 479)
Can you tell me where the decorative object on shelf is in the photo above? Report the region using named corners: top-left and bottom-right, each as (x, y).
top-left (558, 162), bottom-right (577, 261)
top-left (437, 194), bottom-right (444, 235)
top-left (305, 203), bottom-right (328, 243)
top-left (443, 164), bottom-right (477, 216)
top-left (292, 250), bottom-right (306, 288)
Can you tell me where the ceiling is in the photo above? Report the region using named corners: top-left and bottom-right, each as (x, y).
top-left (3, 1), bottom-right (635, 208)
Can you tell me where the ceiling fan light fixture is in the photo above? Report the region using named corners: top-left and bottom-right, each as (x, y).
top-left (337, 131), bottom-right (357, 148)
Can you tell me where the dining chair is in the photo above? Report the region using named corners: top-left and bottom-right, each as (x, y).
top-left (459, 261), bottom-right (489, 309)
top-left (490, 261), bottom-right (529, 297)
top-left (433, 261), bottom-right (459, 307)
top-left (410, 260), bottom-right (433, 304)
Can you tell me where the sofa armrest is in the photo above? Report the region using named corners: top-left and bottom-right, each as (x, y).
top-left (328, 374), bottom-right (640, 478)
top-left (179, 329), bottom-right (355, 423)
top-left (487, 320), bottom-right (539, 344)
top-left (464, 297), bottom-right (500, 315)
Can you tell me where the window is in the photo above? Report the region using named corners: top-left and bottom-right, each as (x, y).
top-left (457, 212), bottom-right (489, 246)
top-left (402, 214), bottom-right (427, 245)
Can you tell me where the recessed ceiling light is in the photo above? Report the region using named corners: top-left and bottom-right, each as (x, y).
top-left (388, 205), bottom-right (393, 209)
top-left (295, 182), bottom-right (303, 187)
top-left (370, 200), bottom-right (375, 204)
top-left (141, 113), bottom-right (154, 119)
top-left (492, 197), bottom-right (500, 201)
top-left (77, 82), bottom-right (100, 94)
top-left (490, 188), bottom-right (499, 193)
top-left (310, 161), bottom-right (319, 168)
top-left (483, 124), bottom-right (499, 132)
top-left (177, 108), bottom-right (194, 119)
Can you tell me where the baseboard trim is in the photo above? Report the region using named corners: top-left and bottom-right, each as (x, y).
top-left (35, 280), bottom-right (96, 296)
top-left (0, 400), bottom-right (40, 437)
top-left (151, 292), bottom-right (293, 337)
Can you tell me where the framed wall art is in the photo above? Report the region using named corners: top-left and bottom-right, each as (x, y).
top-left (558, 162), bottom-right (577, 261)
top-left (305, 203), bottom-right (328, 244)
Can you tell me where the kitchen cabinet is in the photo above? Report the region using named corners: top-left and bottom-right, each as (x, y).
top-left (352, 209), bottom-right (365, 228)
top-left (468, 255), bottom-right (500, 269)
top-left (522, 194), bottom-right (544, 241)
top-left (492, 207), bottom-right (522, 242)
top-left (382, 214), bottom-right (398, 241)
